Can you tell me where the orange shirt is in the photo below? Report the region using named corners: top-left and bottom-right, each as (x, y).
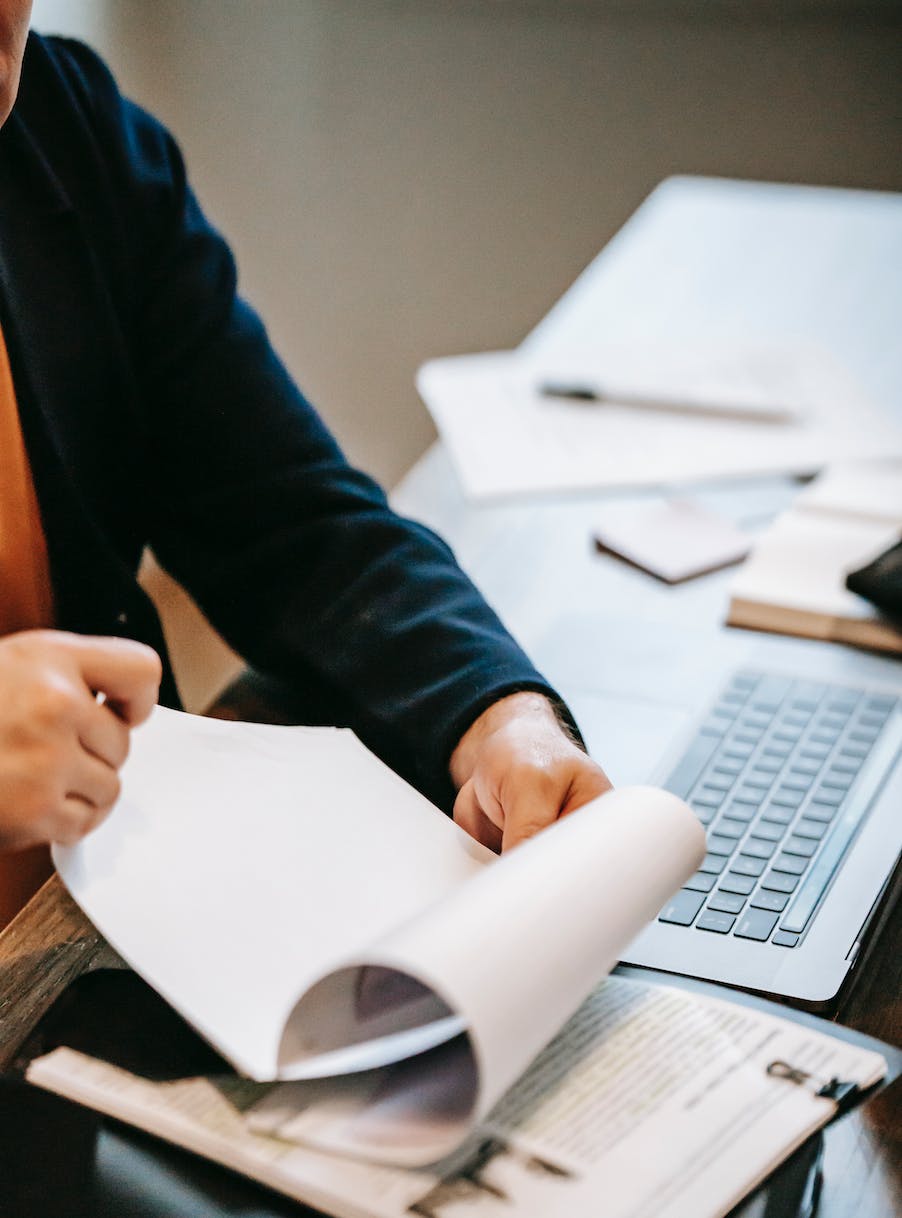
top-left (0, 323), bottom-right (55, 926)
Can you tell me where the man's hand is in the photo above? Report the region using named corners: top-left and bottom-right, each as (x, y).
top-left (449, 692), bottom-right (612, 852)
top-left (0, 630), bottom-right (162, 851)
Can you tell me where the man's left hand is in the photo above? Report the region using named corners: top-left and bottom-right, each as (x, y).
top-left (449, 692), bottom-right (612, 852)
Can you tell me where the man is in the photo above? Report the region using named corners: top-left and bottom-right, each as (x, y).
top-left (0, 2), bottom-right (609, 909)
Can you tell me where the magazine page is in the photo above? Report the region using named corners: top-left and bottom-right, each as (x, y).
top-left (27, 975), bottom-right (887, 1218)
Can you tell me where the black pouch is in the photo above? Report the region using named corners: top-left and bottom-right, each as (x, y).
top-left (846, 538), bottom-right (902, 620)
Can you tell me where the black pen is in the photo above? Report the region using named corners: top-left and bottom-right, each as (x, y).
top-left (537, 380), bottom-right (793, 422)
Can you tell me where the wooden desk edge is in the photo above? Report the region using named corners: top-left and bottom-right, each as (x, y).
top-left (0, 873), bottom-right (122, 1072)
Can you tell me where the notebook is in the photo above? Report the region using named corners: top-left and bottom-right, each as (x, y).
top-left (726, 463), bottom-right (902, 655)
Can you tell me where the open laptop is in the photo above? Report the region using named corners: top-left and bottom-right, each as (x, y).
top-left (536, 615), bottom-right (902, 1010)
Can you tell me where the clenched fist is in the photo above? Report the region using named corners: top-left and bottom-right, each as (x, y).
top-left (0, 630), bottom-right (161, 850)
top-left (450, 691), bottom-right (612, 852)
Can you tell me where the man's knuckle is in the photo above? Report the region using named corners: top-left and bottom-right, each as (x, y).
top-left (104, 773), bottom-right (122, 807)
top-left (33, 680), bottom-right (78, 729)
top-left (116, 728), bottom-right (131, 766)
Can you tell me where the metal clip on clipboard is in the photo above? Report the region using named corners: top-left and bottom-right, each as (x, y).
top-left (767, 1060), bottom-right (862, 1115)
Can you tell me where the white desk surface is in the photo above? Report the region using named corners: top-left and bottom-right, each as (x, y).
top-left (395, 176), bottom-right (902, 776)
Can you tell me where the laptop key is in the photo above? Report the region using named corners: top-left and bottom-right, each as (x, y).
top-left (789, 759), bottom-right (820, 777)
top-left (762, 871), bottom-right (800, 893)
top-left (750, 890), bottom-right (789, 912)
top-left (848, 727), bottom-right (880, 744)
top-left (713, 816), bottom-right (747, 839)
top-left (794, 817), bottom-right (828, 840)
top-left (724, 743), bottom-right (755, 760)
top-left (743, 771), bottom-right (775, 789)
top-left (809, 730), bottom-right (840, 746)
top-left (734, 909), bottom-right (780, 941)
top-left (699, 853), bottom-right (727, 875)
top-left (749, 819), bottom-right (786, 842)
top-left (734, 786), bottom-right (765, 805)
top-left (719, 873), bottom-right (757, 896)
top-left (772, 853), bottom-right (808, 875)
top-left (761, 743), bottom-right (791, 759)
top-left (760, 803), bottom-right (794, 825)
top-left (683, 872), bottom-right (716, 893)
top-left (707, 891), bottom-right (746, 914)
top-left (779, 777), bottom-right (812, 795)
top-left (731, 855), bottom-right (766, 877)
top-left (751, 676), bottom-right (791, 711)
top-left (659, 890), bottom-right (705, 926)
top-left (805, 803), bottom-right (838, 823)
top-left (733, 731), bottom-right (762, 746)
top-left (706, 834), bottom-right (736, 856)
top-left (743, 838), bottom-right (776, 860)
top-left (829, 758), bottom-right (862, 775)
top-left (820, 771), bottom-right (853, 790)
top-left (699, 772), bottom-right (734, 792)
top-left (863, 695), bottom-right (896, 712)
top-left (772, 930), bottom-right (800, 947)
top-left (800, 744), bottom-right (831, 760)
top-left (694, 786), bottom-right (727, 808)
top-left (697, 911), bottom-right (736, 934)
top-left (773, 728), bottom-right (802, 744)
top-left (771, 787), bottom-right (804, 808)
top-left (790, 681), bottom-right (826, 706)
top-left (783, 835), bottom-right (818, 858)
top-left (812, 786), bottom-right (844, 805)
top-left (724, 801), bottom-right (758, 821)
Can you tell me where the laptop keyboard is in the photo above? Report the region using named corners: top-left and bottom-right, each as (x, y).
top-left (659, 670), bottom-right (901, 947)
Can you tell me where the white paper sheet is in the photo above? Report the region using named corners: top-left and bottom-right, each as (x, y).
top-left (53, 709), bottom-right (490, 1081)
top-left (418, 350), bottom-right (902, 502)
top-left (52, 709), bottom-right (704, 1167)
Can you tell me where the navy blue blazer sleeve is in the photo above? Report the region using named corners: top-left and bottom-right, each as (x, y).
top-left (44, 37), bottom-right (573, 809)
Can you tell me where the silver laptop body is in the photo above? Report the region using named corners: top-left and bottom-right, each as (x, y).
top-left (539, 618), bottom-right (902, 1009)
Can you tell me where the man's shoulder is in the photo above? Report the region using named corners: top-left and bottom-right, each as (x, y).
top-left (17, 31), bottom-right (121, 130)
top-left (11, 31), bottom-right (179, 233)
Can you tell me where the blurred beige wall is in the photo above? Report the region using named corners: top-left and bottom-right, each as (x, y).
top-left (30, 1), bottom-right (902, 487)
